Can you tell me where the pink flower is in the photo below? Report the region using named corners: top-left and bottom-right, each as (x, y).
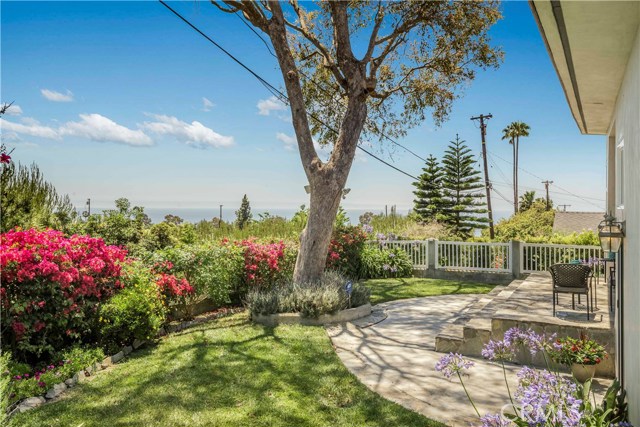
top-left (0, 153), bottom-right (11, 164)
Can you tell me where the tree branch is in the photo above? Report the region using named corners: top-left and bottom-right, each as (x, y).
top-left (287, 0), bottom-right (348, 91)
top-left (362, 1), bottom-right (384, 64)
top-left (265, 1), bottom-right (321, 178)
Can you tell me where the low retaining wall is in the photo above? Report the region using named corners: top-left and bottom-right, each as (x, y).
top-left (252, 304), bottom-right (372, 327)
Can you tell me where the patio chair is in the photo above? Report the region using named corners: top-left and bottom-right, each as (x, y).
top-left (549, 263), bottom-right (593, 320)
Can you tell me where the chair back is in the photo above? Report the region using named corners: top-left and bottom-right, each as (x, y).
top-left (549, 263), bottom-right (591, 289)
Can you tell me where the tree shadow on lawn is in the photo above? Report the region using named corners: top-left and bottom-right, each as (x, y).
top-left (14, 315), bottom-right (440, 427)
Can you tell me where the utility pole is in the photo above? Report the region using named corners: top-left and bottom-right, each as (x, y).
top-left (219, 204), bottom-right (223, 227)
top-left (471, 113), bottom-right (495, 239)
top-left (82, 198), bottom-right (91, 218)
top-left (542, 180), bottom-right (554, 210)
top-left (557, 204), bottom-right (571, 212)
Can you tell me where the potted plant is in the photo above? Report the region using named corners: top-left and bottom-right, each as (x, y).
top-left (548, 335), bottom-right (608, 382)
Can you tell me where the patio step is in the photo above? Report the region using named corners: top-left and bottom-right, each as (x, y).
top-left (435, 280), bottom-right (526, 356)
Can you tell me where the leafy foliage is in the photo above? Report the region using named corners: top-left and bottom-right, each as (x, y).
top-left (359, 246), bottom-right (413, 279)
top-left (0, 352), bottom-right (9, 426)
top-left (0, 162), bottom-right (76, 233)
top-left (413, 154), bottom-right (446, 222)
top-left (548, 335), bottom-right (608, 366)
top-left (440, 135), bottom-right (488, 237)
top-left (7, 346), bottom-right (104, 405)
top-left (246, 271), bottom-right (370, 318)
top-left (235, 194), bottom-right (252, 230)
top-left (490, 200), bottom-right (555, 241)
top-left (326, 226), bottom-right (368, 279)
top-left (99, 263), bottom-right (165, 352)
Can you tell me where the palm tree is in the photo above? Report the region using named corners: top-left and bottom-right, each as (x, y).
top-left (501, 121), bottom-right (530, 214)
top-left (501, 123), bottom-right (517, 213)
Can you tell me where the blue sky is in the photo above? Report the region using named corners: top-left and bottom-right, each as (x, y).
top-left (1, 1), bottom-right (606, 222)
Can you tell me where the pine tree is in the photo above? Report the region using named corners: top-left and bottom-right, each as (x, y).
top-left (440, 135), bottom-right (488, 238)
top-left (412, 155), bottom-right (446, 222)
top-left (235, 194), bottom-right (252, 230)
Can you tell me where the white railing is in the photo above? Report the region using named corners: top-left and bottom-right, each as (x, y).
top-left (436, 241), bottom-right (511, 272)
top-left (520, 243), bottom-right (603, 273)
top-left (374, 240), bottom-right (429, 270)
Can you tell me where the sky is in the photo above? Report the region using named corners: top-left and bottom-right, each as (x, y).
top-left (1, 1), bottom-right (607, 223)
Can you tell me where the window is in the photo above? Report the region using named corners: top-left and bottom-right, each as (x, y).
top-left (616, 139), bottom-right (624, 209)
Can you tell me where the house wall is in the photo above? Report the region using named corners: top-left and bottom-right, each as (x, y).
top-left (612, 20), bottom-right (640, 426)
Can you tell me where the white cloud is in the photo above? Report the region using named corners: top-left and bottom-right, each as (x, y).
top-left (60, 114), bottom-right (153, 146)
top-left (3, 104), bottom-right (23, 115)
top-left (276, 132), bottom-right (296, 151)
top-left (257, 96), bottom-right (287, 116)
top-left (41, 89), bottom-right (74, 102)
top-left (142, 114), bottom-right (234, 149)
top-left (0, 118), bottom-right (60, 139)
top-left (202, 97), bottom-right (215, 112)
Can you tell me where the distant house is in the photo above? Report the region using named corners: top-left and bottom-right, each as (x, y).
top-left (530, 1), bottom-right (639, 424)
top-left (552, 211), bottom-right (604, 234)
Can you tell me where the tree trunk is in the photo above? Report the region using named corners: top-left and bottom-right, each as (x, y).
top-left (293, 183), bottom-right (343, 284)
top-left (512, 139), bottom-right (518, 213)
top-left (515, 136), bottom-right (519, 213)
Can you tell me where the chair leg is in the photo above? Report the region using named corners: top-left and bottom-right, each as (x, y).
top-left (572, 294), bottom-right (575, 310)
top-left (553, 291), bottom-right (556, 317)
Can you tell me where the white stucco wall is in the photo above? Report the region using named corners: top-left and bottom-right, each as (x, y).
top-left (612, 20), bottom-right (640, 426)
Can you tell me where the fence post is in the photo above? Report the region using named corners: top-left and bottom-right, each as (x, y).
top-left (428, 239), bottom-right (437, 270)
top-left (511, 240), bottom-right (522, 279)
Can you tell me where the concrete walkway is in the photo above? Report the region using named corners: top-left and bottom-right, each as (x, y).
top-left (327, 295), bottom-right (523, 426)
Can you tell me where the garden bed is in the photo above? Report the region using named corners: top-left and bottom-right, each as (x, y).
top-left (252, 303), bottom-right (372, 327)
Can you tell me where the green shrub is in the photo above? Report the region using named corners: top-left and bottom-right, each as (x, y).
top-left (326, 226), bottom-right (368, 278)
top-left (99, 263), bottom-right (165, 352)
top-left (359, 245), bottom-right (413, 279)
top-left (149, 243), bottom-right (245, 307)
top-left (7, 346), bottom-right (104, 405)
top-left (0, 352), bottom-right (9, 426)
top-left (246, 271), bottom-right (370, 318)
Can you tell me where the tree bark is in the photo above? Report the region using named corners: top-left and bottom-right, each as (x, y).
top-left (512, 139), bottom-right (518, 214)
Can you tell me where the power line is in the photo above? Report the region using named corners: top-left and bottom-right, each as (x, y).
top-left (160, 0), bottom-right (420, 181)
top-left (487, 149), bottom-right (605, 209)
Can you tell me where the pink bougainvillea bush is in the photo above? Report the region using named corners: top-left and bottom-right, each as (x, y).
top-left (0, 228), bottom-right (127, 363)
top-left (234, 239), bottom-right (296, 290)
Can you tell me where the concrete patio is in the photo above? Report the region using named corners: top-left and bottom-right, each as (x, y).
top-left (327, 291), bottom-right (613, 426)
top-left (436, 272), bottom-right (615, 377)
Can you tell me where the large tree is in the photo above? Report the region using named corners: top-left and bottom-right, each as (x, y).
top-left (413, 154), bottom-right (446, 223)
top-left (212, 1), bottom-right (502, 282)
top-left (440, 135), bottom-right (488, 238)
top-left (501, 121), bottom-right (531, 214)
top-left (235, 194), bottom-right (252, 230)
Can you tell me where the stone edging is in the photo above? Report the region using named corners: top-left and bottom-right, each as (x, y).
top-left (252, 303), bottom-right (372, 327)
top-left (9, 307), bottom-right (244, 417)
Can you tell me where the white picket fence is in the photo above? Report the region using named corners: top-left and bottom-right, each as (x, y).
top-left (376, 240), bottom-right (429, 270)
top-left (520, 243), bottom-right (603, 273)
top-left (436, 241), bottom-right (511, 272)
top-left (375, 239), bottom-right (604, 274)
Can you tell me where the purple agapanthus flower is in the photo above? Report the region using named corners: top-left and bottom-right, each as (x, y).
top-left (480, 413), bottom-right (513, 427)
top-left (376, 233), bottom-right (386, 241)
top-left (435, 353), bottom-right (474, 379)
top-left (503, 327), bottom-right (554, 356)
top-left (516, 368), bottom-right (582, 427)
top-left (482, 339), bottom-right (515, 361)
top-left (362, 224), bottom-right (374, 234)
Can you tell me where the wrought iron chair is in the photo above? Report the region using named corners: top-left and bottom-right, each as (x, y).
top-left (549, 263), bottom-right (593, 320)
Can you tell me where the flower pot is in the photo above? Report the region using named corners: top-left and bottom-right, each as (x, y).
top-left (571, 363), bottom-right (596, 382)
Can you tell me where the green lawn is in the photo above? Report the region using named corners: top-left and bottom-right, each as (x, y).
top-left (13, 313), bottom-right (442, 427)
top-left (365, 277), bottom-right (497, 305)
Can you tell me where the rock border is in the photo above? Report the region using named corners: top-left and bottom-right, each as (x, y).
top-left (8, 307), bottom-right (244, 417)
top-left (252, 303), bottom-right (372, 327)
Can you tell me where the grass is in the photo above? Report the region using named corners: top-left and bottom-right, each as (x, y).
top-left (12, 313), bottom-right (442, 427)
top-left (365, 277), bottom-right (497, 305)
